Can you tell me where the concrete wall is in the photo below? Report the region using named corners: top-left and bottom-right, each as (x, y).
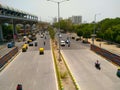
top-left (91, 44), bottom-right (120, 66)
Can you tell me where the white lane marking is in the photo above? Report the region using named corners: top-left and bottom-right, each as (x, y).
top-left (10, 83), bottom-right (14, 89)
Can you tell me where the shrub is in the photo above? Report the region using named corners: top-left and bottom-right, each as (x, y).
top-left (96, 38), bottom-right (102, 41)
top-left (60, 71), bottom-right (68, 79)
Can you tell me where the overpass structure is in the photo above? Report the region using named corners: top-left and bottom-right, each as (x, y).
top-left (0, 4), bottom-right (38, 41)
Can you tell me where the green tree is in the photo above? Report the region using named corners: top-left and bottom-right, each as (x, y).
top-left (2, 24), bottom-right (13, 40)
top-left (104, 28), bottom-right (114, 41)
top-left (116, 35), bottom-right (120, 44)
top-left (48, 27), bottom-right (55, 40)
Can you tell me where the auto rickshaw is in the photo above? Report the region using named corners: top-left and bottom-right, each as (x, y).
top-left (27, 39), bottom-right (32, 44)
top-left (22, 44), bottom-right (28, 52)
top-left (39, 48), bottom-right (44, 55)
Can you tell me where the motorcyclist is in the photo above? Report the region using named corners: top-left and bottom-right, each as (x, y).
top-left (16, 84), bottom-right (22, 90)
top-left (95, 60), bottom-right (100, 67)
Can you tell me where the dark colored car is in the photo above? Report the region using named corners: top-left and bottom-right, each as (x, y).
top-left (16, 84), bottom-right (22, 90)
top-left (76, 37), bottom-right (81, 41)
top-left (7, 41), bottom-right (15, 48)
top-left (29, 42), bottom-right (33, 46)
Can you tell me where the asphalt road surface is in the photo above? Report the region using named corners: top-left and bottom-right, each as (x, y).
top-left (0, 33), bottom-right (57, 90)
top-left (61, 42), bottom-right (120, 90)
top-left (58, 33), bottom-right (120, 90)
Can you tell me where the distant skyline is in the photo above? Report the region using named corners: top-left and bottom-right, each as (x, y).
top-left (0, 0), bottom-right (120, 23)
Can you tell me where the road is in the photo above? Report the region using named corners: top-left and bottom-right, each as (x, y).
top-left (0, 33), bottom-right (57, 90)
top-left (61, 33), bottom-right (120, 90)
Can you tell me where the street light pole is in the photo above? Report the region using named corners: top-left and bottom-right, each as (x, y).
top-left (92, 13), bottom-right (100, 44)
top-left (57, 2), bottom-right (61, 60)
top-left (47, 0), bottom-right (69, 60)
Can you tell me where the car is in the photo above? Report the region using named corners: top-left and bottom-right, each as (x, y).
top-left (117, 67), bottom-right (120, 77)
top-left (40, 34), bottom-right (44, 38)
top-left (60, 40), bottom-right (65, 46)
top-left (82, 39), bottom-right (89, 43)
top-left (75, 37), bottom-right (81, 41)
top-left (7, 41), bottom-right (15, 48)
top-left (29, 42), bottom-right (33, 46)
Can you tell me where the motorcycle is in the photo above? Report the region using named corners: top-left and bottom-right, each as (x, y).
top-left (95, 62), bottom-right (101, 70)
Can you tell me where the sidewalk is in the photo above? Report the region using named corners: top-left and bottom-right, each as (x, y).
top-left (88, 39), bottom-right (120, 56)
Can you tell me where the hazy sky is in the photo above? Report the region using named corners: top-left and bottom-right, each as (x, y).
top-left (0, 0), bottom-right (120, 23)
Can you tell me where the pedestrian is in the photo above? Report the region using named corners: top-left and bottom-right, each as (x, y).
top-left (68, 42), bottom-right (70, 47)
top-left (99, 43), bottom-right (101, 47)
top-left (44, 41), bottom-right (45, 45)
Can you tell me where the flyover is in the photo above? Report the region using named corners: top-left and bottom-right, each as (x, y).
top-left (0, 4), bottom-right (38, 41)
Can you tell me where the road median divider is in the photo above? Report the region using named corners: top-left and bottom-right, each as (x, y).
top-left (52, 46), bottom-right (63, 90)
top-left (60, 52), bottom-right (80, 90)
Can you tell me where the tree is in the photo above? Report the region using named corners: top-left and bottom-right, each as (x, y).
top-left (116, 35), bottom-right (120, 44)
top-left (104, 28), bottom-right (114, 41)
top-left (2, 24), bottom-right (13, 41)
top-left (48, 26), bottom-right (55, 40)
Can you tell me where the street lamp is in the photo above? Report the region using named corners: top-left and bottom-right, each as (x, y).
top-left (47, 0), bottom-right (69, 60)
top-left (92, 13), bottom-right (101, 44)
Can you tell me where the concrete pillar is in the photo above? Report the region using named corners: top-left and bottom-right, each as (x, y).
top-left (0, 23), bottom-right (4, 41)
top-left (13, 23), bottom-right (18, 39)
top-left (13, 23), bottom-right (17, 35)
top-left (23, 24), bottom-right (26, 36)
top-left (30, 23), bottom-right (33, 33)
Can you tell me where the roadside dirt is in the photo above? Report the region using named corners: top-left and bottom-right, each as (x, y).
top-left (52, 40), bottom-right (76, 90)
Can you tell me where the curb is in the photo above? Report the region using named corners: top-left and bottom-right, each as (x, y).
top-left (60, 52), bottom-right (81, 90)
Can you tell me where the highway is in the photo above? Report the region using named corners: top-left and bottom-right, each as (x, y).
top-left (61, 33), bottom-right (120, 90)
top-left (0, 33), bottom-right (57, 90)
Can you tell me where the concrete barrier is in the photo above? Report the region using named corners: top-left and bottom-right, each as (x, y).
top-left (91, 44), bottom-right (120, 66)
top-left (0, 47), bottom-right (18, 68)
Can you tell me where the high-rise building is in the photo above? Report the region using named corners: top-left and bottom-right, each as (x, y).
top-left (53, 17), bottom-right (57, 23)
top-left (69, 15), bottom-right (82, 24)
top-left (53, 17), bottom-right (63, 23)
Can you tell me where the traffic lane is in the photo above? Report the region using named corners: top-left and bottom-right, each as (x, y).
top-left (0, 50), bottom-right (57, 90)
top-left (27, 34), bottom-right (50, 51)
top-left (62, 49), bottom-right (120, 90)
top-left (60, 39), bottom-right (90, 50)
top-left (56, 33), bottom-right (90, 50)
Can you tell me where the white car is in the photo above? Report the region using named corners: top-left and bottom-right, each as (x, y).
top-left (60, 40), bottom-right (65, 46)
top-left (40, 34), bottom-right (44, 38)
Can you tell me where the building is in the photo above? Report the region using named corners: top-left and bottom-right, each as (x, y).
top-left (69, 15), bottom-right (82, 24)
top-left (53, 17), bottom-right (63, 23)
top-left (53, 17), bottom-right (57, 23)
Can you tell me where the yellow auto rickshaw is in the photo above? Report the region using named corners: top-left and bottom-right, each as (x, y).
top-left (39, 48), bottom-right (44, 55)
top-left (27, 39), bottom-right (32, 44)
top-left (22, 44), bottom-right (28, 52)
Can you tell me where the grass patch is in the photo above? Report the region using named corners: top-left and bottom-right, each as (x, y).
top-left (60, 71), bottom-right (68, 79)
